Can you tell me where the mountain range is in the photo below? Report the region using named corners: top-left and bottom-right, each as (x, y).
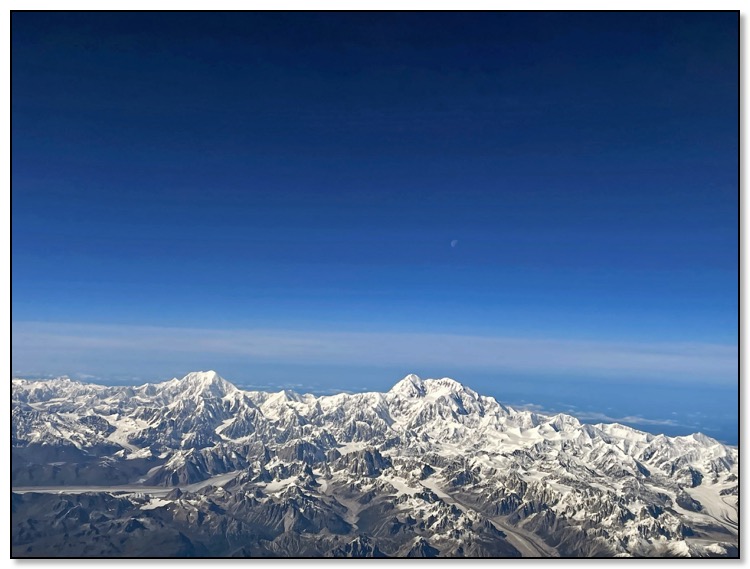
top-left (11, 371), bottom-right (738, 557)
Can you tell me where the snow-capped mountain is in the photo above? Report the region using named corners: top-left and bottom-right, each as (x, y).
top-left (11, 371), bottom-right (738, 557)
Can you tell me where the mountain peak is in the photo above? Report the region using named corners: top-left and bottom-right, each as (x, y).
top-left (266, 388), bottom-right (303, 404)
top-left (179, 371), bottom-right (236, 397)
top-left (389, 374), bottom-right (426, 397)
top-left (182, 370), bottom-right (220, 382)
top-left (423, 377), bottom-right (470, 392)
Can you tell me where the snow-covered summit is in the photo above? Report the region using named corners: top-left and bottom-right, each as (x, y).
top-left (389, 374), bottom-right (427, 397)
top-left (181, 370), bottom-right (222, 382)
top-left (168, 370), bottom-right (237, 398)
top-left (422, 377), bottom-right (479, 397)
top-left (388, 374), bottom-right (479, 398)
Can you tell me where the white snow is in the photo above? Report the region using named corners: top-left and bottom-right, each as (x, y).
top-left (125, 448), bottom-right (152, 460)
top-left (262, 476), bottom-right (296, 494)
top-left (705, 543), bottom-right (727, 555)
top-left (380, 475), bottom-right (420, 496)
top-left (338, 442), bottom-right (368, 455)
top-left (140, 498), bottom-right (170, 510)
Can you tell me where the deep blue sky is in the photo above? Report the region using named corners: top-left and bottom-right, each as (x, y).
top-left (12, 12), bottom-right (738, 442)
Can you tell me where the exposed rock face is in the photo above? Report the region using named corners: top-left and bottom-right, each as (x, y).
top-left (329, 535), bottom-right (386, 558)
top-left (333, 448), bottom-right (391, 477)
top-left (11, 372), bottom-right (739, 557)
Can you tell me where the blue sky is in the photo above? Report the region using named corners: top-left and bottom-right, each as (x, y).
top-left (12, 12), bottom-right (738, 442)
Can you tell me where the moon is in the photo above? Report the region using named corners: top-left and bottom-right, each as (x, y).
top-left (450, 239), bottom-right (458, 248)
